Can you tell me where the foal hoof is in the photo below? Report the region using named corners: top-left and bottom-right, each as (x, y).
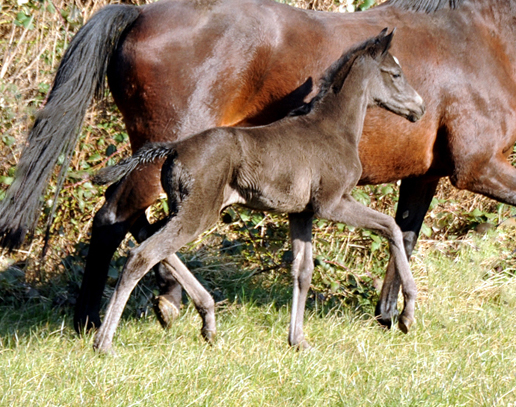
top-left (153, 295), bottom-right (181, 329)
top-left (374, 303), bottom-right (399, 329)
top-left (201, 328), bottom-right (216, 344)
top-left (92, 336), bottom-right (115, 355)
top-left (293, 339), bottom-right (313, 351)
top-left (398, 315), bottom-right (414, 334)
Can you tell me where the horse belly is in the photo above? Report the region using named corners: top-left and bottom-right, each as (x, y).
top-left (358, 107), bottom-right (441, 184)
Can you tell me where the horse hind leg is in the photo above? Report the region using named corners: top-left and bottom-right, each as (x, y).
top-left (93, 214), bottom-right (217, 353)
top-left (162, 254), bottom-right (216, 343)
top-left (74, 164), bottom-right (162, 333)
top-left (318, 195), bottom-right (417, 333)
top-left (93, 231), bottom-right (172, 353)
top-left (288, 212), bottom-right (314, 350)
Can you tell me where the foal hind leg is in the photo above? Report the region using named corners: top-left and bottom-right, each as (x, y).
top-left (93, 216), bottom-right (216, 353)
top-left (130, 214), bottom-right (182, 328)
top-left (319, 195), bottom-right (417, 333)
top-left (376, 177), bottom-right (439, 327)
top-left (74, 165), bottom-right (162, 333)
top-left (162, 254), bottom-right (216, 342)
top-left (288, 213), bottom-right (314, 350)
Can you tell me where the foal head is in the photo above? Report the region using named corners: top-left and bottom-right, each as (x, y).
top-left (307, 29), bottom-right (425, 123)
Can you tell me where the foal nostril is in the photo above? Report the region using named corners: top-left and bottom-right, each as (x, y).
top-left (419, 102), bottom-right (426, 117)
top-left (412, 96), bottom-right (426, 121)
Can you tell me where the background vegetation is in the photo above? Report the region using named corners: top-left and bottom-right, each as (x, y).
top-left (1, 0), bottom-right (516, 405)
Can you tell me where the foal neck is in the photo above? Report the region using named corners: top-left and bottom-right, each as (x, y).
top-left (312, 55), bottom-right (373, 146)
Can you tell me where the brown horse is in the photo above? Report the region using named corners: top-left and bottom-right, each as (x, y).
top-left (92, 30), bottom-right (424, 352)
top-left (1, 0), bottom-right (515, 332)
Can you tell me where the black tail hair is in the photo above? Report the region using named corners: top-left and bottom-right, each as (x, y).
top-left (0, 5), bottom-right (140, 250)
top-left (93, 143), bottom-right (177, 186)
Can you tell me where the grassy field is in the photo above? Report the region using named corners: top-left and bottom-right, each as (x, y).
top-left (2, 229), bottom-right (516, 406)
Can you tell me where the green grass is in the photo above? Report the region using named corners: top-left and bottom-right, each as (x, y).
top-left (1, 230), bottom-right (516, 406)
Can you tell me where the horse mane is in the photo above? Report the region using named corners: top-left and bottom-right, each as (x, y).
top-left (386, 0), bottom-right (466, 13)
top-left (289, 31), bottom-right (390, 117)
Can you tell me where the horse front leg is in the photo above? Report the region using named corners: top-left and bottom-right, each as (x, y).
top-left (376, 176), bottom-right (439, 328)
top-left (93, 236), bottom-right (166, 353)
top-left (452, 153), bottom-right (516, 206)
top-left (288, 213), bottom-right (314, 350)
top-left (318, 194), bottom-right (417, 333)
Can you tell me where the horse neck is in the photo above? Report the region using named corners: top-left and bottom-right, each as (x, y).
top-left (312, 59), bottom-right (372, 147)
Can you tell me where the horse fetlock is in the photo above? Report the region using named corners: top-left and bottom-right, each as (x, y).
top-left (93, 333), bottom-right (113, 354)
top-left (288, 328), bottom-right (308, 349)
top-left (291, 338), bottom-right (312, 351)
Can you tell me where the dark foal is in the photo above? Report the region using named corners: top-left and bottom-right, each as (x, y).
top-left (92, 31), bottom-right (425, 352)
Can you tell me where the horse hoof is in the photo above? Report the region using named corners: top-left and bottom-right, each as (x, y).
top-left (374, 303), bottom-right (398, 329)
top-left (398, 315), bottom-right (414, 334)
top-left (74, 315), bottom-right (101, 335)
top-left (376, 316), bottom-right (392, 329)
top-left (153, 295), bottom-right (181, 329)
top-left (93, 337), bottom-right (115, 355)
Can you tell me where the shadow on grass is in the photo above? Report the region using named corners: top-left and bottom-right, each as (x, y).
top-left (0, 225), bottom-right (379, 342)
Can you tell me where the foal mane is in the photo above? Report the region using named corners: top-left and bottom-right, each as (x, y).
top-left (387, 0), bottom-right (466, 13)
top-left (289, 31), bottom-right (391, 117)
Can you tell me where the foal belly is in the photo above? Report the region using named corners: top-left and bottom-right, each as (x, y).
top-left (242, 178), bottom-right (312, 214)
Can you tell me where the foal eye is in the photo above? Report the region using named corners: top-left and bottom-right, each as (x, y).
top-left (392, 73), bottom-right (401, 79)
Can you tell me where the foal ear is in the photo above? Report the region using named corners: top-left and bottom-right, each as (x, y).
top-left (373, 28), bottom-right (395, 60)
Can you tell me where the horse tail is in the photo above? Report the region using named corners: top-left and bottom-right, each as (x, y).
top-left (0, 5), bottom-right (141, 250)
top-left (93, 143), bottom-right (177, 186)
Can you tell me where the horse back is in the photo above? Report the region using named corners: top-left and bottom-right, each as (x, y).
top-left (108, 0), bottom-right (516, 184)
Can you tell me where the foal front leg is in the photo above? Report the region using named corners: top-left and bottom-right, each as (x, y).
top-left (376, 177), bottom-right (439, 328)
top-left (318, 195), bottom-right (417, 333)
top-left (288, 213), bottom-right (314, 350)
